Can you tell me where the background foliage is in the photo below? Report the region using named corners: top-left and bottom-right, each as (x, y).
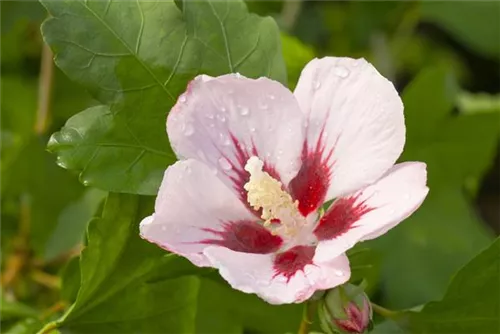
top-left (1, 1), bottom-right (499, 333)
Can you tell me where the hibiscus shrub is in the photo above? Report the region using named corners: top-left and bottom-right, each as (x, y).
top-left (1, 1), bottom-right (499, 334)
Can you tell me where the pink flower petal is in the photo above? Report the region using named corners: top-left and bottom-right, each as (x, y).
top-left (204, 246), bottom-right (351, 305)
top-left (139, 159), bottom-right (281, 267)
top-left (314, 162), bottom-right (428, 262)
top-left (167, 74), bottom-right (305, 209)
top-left (292, 57), bottom-right (405, 211)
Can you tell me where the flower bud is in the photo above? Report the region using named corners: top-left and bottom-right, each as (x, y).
top-left (318, 283), bottom-right (372, 334)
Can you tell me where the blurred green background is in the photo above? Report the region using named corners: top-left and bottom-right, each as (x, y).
top-left (1, 1), bottom-right (499, 333)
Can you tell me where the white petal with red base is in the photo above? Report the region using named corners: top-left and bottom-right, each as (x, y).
top-left (293, 57), bottom-right (405, 202)
top-left (139, 159), bottom-right (256, 267)
top-left (314, 162), bottom-right (428, 262)
top-left (167, 74), bottom-right (305, 205)
top-left (204, 246), bottom-right (351, 305)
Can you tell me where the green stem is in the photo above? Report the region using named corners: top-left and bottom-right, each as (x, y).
top-left (37, 321), bottom-right (58, 334)
top-left (371, 302), bottom-right (400, 319)
top-left (298, 299), bottom-right (317, 334)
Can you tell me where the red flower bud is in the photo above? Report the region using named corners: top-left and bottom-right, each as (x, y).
top-left (319, 283), bottom-right (372, 334)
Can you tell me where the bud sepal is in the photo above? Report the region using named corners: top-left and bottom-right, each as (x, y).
top-left (318, 283), bottom-right (373, 334)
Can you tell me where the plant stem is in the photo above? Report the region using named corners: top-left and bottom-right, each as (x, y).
top-left (31, 270), bottom-right (61, 290)
top-left (37, 321), bottom-right (58, 334)
top-left (281, 0), bottom-right (302, 32)
top-left (41, 301), bottom-right (67, 321)
top-left (298, 299), bottom-right (317, 334)
top-left (35, 42), bottom-right (54, 135)
top-left (371, 302), bottom-right (400, 319)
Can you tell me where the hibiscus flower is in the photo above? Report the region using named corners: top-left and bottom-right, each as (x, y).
top-left (140, 57), bottom-right (429, 304)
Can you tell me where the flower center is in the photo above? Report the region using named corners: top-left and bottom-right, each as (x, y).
top-left (244, 156), bottom-right (304, 238)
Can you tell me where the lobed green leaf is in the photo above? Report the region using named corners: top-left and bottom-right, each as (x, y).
top-left (41, 0), bottom-right (286, 194)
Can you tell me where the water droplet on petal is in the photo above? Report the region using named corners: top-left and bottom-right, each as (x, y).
top-left (313, 80), bottom-right (321, 90)
top-left (334, 66), bottom-right (350, 78)
top-left (240, 106), bottom-right (250, 116)
top-left (217, 114), bottom-right (226, 122)
top-left (220, 106), bottom-right (227, 112)
top-left (235, 72), bottom-right (242, 78)
top-left (206, 113), bottom-right (214, 119)
top-left (269, 94), bottom-right (275, 100)
top-left (161, 226), bottom-right (167, 232)
top-left (250, 127), bottom-right (256, 133)
top-left (179, 94), bottom-right (187, 103)
top-left (184, 124), bottom-right (194, 136)
top-left (218, 157), bottom-right (232, 171)
top-left (276, 275), bottom-right (287, 283)
top-left (334, 270), bottom-right (344, 277)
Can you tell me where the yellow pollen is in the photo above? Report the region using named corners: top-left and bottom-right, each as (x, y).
top-left (244, 156), bottom-right (303, 237)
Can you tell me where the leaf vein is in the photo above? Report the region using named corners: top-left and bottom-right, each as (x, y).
top-left (207, 1), bottom-right (233, 72)
top-left (77, 0), bottom-right (176, 102)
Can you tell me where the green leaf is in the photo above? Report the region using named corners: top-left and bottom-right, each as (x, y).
top-left (55, 193), bottom-right (200, 333)
top-left (402, 66), bottom-right (458, 143)
top-left (0, 298), bottom-right (38, 321)
top-left (41, 0), bottom-right (286, 194)
top-left (3, 318), bottom-right (43, 334)
top-left (196, 278), bottom-right (305, 333)
top-left (45, 188), bottom-right (106, 259)
top-left (458, 92), bottom-right (500, 115)
top-left (420, 2), bottom-right (500, 58)
top-left (146, 256), bottom-right (308, 333)
top-left (59, 256), bottom-right (81, 303)
top-left (370, 320), bottom-right (407, 334)
top-left (281, 32), bottom-right (314, 89)
top-left (347, 245), bottom-right (380, 292)
top-left (410, 238), bottom-right (500, 333)
top-left (370, 67), bottom-right (499, 308)
top-left (0, 76), bottom-right (37, 138)
top-left (1, 136), bottom-right (89, 260)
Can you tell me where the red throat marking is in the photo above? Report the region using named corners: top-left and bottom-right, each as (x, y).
top-left (314, 195), bottom-right (374, 241)
top-left (273, 245), bottom-right (316, 282)
top-left (199, 220), bottom-right (282, 254)
top-left (289, 128), bottom-right (334, 216)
